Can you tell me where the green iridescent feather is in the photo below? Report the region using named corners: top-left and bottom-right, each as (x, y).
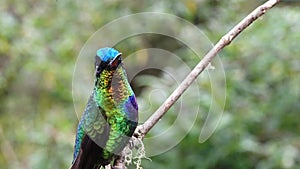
top-left (71, 48), bottom-right (138, 169)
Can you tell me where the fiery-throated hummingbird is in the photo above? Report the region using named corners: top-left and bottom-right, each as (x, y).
top-left (71, 47), bottom-right (138, 169)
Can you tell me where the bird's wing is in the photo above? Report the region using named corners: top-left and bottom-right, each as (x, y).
top-left (71, 94), bottom-right (111, 169)
top-left (102, 94), bottom-right (139, 157)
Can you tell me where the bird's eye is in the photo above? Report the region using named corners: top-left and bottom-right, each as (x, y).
top-left (111, 60), bottom-right (118, 68)
top-left (110, 56), bottom-right (121, 68)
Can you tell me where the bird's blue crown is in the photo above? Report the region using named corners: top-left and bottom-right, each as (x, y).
top-left (96, 47), bottom-right (121, 62)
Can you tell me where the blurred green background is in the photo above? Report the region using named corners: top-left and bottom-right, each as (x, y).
top-left (0, 0), bottom-right (299, 169)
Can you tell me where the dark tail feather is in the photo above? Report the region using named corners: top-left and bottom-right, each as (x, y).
top-left (70, 135), bottom-right (110, 169)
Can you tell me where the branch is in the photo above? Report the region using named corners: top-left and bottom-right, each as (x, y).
top-left (136, 0), bottom-right (281, 137)
top-left (114, 0), bottom-right (281, 168)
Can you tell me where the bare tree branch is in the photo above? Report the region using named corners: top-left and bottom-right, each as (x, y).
top-left (136, 0), bottom-right (281, 138)
top-left (114, 0), bottom-right (281, 168)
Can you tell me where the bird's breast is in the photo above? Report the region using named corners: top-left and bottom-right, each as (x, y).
top-left (94, 66), bottom-right (137, 118)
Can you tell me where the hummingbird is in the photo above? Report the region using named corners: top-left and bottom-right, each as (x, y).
top-left (71, 47), bottom-right (138, 169)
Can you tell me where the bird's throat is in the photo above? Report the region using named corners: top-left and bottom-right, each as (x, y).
top-left (94, 65), bottom-right (133, 111)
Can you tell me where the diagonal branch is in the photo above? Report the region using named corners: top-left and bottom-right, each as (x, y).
top-left (114, 0), bottom-right (281, 168)
top-left (136, 0), bottom-right (281, 137)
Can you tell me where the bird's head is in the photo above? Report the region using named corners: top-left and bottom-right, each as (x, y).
top-left (95, 47), bottom-right (122, 77)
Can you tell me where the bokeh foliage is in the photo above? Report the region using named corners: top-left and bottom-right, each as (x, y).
top-left (0, 0), bottom-right (299, 169)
